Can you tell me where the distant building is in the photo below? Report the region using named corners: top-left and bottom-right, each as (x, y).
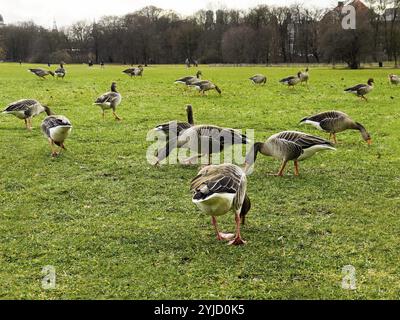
top-left (321, 0), bottom-right (369, 24)
top-left (0, 14), bottom-right (4, 26)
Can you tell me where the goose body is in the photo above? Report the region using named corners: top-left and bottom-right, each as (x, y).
top-left (389, 74), bottom-right (400, 85)
top-left (29, 68), bottom-right (54, 79)
top-left (94, 82), bottom-right (122, 120)
top-left (54, 64), bottom-right (66, 79)
top-left (154, 105), bottom-right (194, 138)
top-left (279, 72), bottom-right (302, 87)
top-left (122, 65), bottom-right (143, 77)
top-left (175, 71), bottom-right (202, 85)
top-left (189, 80), bottom-right (221, 95)
top-left (41, 115), bottom-right (72, 157)
top-left (245, 131), bottom-right (335, 176)
top-left (249, 74), bottom-right (267, 85)
top-left (300, 110), bottom-right (372, 145)
top-left (2, 99), bottom-right (52, 130)
top-left (191, 164), bottom-right (250, 245)
top-left (155, 124), bottom-right (249, 166)
top-left (344, 78), bottom-right (374, 101)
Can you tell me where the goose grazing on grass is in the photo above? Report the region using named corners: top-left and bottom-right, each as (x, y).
top-left (344, 78), bottom-right (374, 101)
top-left (2, 99), bottom-right (53, 130)
top-left (54, 63), bottom-right (66, 79)
top-left (154, 105), bottom-right (194, 139)
top-left (299, 68), bottom-right (309, 84)
top-left (300, 110), bottom-right (372, 145)
top-left (189, 80), bottom-right (222, 95)
top-left (29, 68), bottom-right (54, 79)
top-left (244, 131), bottom-right (336, 176)
top-left (154, 125), bottom-right (249, 166)
top-left (191, 164), bottom-right (251, 245)
top-left (174, 71), bottom-right (202, 85)
top-left (389, 74), bottom-right (400, 85)
top-left (249, 74), bottom-right (267, 85)
top-left (94, 82), bottom-right (122, 120)
top-left (122, 65), bottom-right (144, 77)
top-left (279, 72), bottom-right (302, 87)
top-left (41, 115), bottom-right (72, 157)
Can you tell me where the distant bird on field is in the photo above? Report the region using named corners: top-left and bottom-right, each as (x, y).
top-left (190, 164), bottom-right (251, 245)
top-left (154, 125), bottom-right (249, 166)
top-left (94, 82), bottom-right (122, 120)
top-left (41, 115), bottom-right (72, 157)
top-left (344, 78), bottom-right (374, 101)
top-left (154, 105), bottom-right (194, 139)
top-left (249, 74), bottom-right (267, 85)
top-left (189, 80), bottom-right (221, 95)
top-left (244, 131), bottom-right (336, 176)
top-left (300, 110), bottom-right (372, 145)
top-left (2, 99), bottom-right (53, 130)
top-left (389, 74), bottom-right (400, 85)
top-left (54, 63), bottom-right (66, 79)
top-left (279, 72), bottom-right (302, 88)
top-left (29, 68), bottom-right (54, 79)
top-left (175, 71), bottom-right (202, 85)
top-left (122, 65), bottom-right (144, 77)
top-left (299, 68), bottom-right (309, 84)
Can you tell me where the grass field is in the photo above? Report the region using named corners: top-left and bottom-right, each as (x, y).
top-left (0, 63), bottom-right (399, 300)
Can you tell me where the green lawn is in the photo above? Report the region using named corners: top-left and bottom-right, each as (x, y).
top-left (0, 63), bottom-right (399, 299)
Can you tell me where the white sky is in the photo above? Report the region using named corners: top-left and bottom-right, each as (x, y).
top-left (1, 0), bottom-right (338, 28)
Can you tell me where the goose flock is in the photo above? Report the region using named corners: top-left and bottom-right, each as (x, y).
top-left (2, 64), bottom-right (384, 246)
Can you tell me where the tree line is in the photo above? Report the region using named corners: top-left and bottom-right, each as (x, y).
top-left (0, 1), bottom-right (399, 68)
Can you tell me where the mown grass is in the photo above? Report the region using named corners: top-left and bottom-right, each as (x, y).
top-left (0, 63), bottom-right (399, 299)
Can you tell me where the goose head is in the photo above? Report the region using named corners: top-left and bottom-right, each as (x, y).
top-left (240, 195), bottom-right (251, 225)
top-left (49, 71), bottom-right (55, 77)
top-left (367, 78), bottom-right (374, 86)
top-left (297, 71), bottom-right (302, 78)
top-left (43, 105), bottom-right (55, 116)
top-left (355, 122), bottom-right (372, 145)
top-left (215, 86), bottom-right (222, 95)
top-left (196, 71), bottom-right (202, 78)
top-left (111, 82), bottom-right (117, 92)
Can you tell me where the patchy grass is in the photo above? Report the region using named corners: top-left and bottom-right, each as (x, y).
top-left (0, 63), bottom-right (399, 299)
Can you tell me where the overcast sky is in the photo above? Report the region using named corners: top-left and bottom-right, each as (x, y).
top-left (1, 0), bottom-right (338, 28)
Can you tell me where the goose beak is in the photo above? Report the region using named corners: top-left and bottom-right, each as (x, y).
top-left (367, 138), bottom-right (372, 146)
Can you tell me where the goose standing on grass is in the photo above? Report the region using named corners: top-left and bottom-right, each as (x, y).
top-left (190, 164), bottom-right (251, 245)
top-left (122, 65), bottom-right (144, 77)
top-left (174, 71), bottom-right (202, 86)
top-left (299, 68), bottom-right (309, 84)
top-left (154, 105), bottom-right (194, 139)
top-left (28, 68), bottom-right (54, 79)
top-left (389, 74), bottom-right (400, 85)
top-left (94, 82), bottom-right (122, 120)
top-left (279, 72), bottom-right (302, 88)
top-left (2, 99), bottom-right (53, 130)
top-left (189, 80), bottom-right (222, 95)
top-left (249, 74), bottom-right (267, 85)
top-left (300, 110), bottom-right (372, 145)
top-left (244, 131), bottom-right (336, 176)
top-left (344, 78), bottom-right (374, 101)
top-left (54, 63), bottom-right (66, 79)
top-left (41, 115), bottom-right (72, 157)
top-left (154, 125), bottom-right (249, 166)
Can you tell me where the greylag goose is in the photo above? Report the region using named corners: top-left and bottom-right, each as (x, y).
top-left (189, 80), bottom-right (221, 95)
top-left (154, 105), bottom-right (194, 139)
top-left (244, 131), bottom-right (336, 176)
top-left (154, 125), bottom-right (249, 166)
top-left (94, 82), bottom-right (122, 120)
top-left (300, 110), bottom-right (372, 145)
top-left (175, 71), bottom-right (202, 85)
top-left (344, 78), bottom-right (374, 101)
top-left (279, 72), bottom-right (302, 87)
top-left (28, 68), bottom-right (54, 79)
top-left (191, 164), bottom-right (251, 245)
top-left (54, 63), bottom-right (66, 79)
top-left (299, 68), bottom-right (309, 84)
top-left (389, 74), bottom-right (400, 85)
top-left (2, 99), bottom-right (53, 130)
top-left (41, 115), bottom-right (72, 157)
top-left (249, 74), bottom-right (267, 85)
top-left (122, 65), bottom-right (144, 77)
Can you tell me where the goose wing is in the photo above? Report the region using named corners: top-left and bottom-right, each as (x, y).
top-left (277, 131), bottom-right (334, 149)
top-left (279, 76), bottom-right (295, 83)
top-left (4, 99), bottom-right (38, 113)
top-left (344, 84), bottom-right (366, 92)
top-left (41, 115), bottom-right (72, 137)
top-left (193, 125), bottom-right (249, 146)
top-left (95, 92), bottom-right (119, 104)
top-left (190, 164), bottom-right (244, 201)
top-left (154, 121), bottom-right (192, 136)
